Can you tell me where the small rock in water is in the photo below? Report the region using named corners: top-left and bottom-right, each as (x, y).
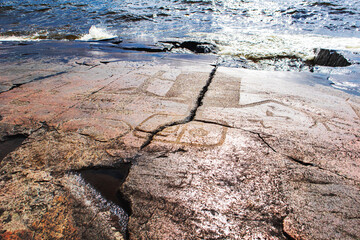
top-left (313, 48), bottom-right (351, 67)
top-left (159, 41), bottom-right (218, 53)
top-left (97, 37), bottom-right (123, 44)
top-left (180, 41), bottom-right (218, 54)
top-left (119, 42), bottom-right (165, 52)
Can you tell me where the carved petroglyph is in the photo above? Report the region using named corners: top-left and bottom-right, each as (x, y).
top-left (146, 79), bottom-right (175, 97)
top-left (165, 72), bottom-right (210, 102)
top-left (98, 73), bottom-right (146, 94)
top-left (134, 114), bottom-right (227, 147)
top-left (161, 69), bottom-right (181, 81)
top-left (177, 122), bottom-right (227, 147)
top-left (240, 100), bottom-right (336, 132)
top-left (50, 70), bottom-right (190, 143)
top-left (137, 71), bottom-right (166, 93)
top-left (94, 70), bottom-right (178, 98)
top-left (128, 70), bottom-right (178, 97)
top-left (213, 75), bottom-right (334, 131)
top-left (60, 118), bottom-right (132, 142)
top-left (234, 77), bottom-right (319, 129)
top-left (247, 119), bottom-right (272, 129)
top-left (135, 114), bottom-right (186, 132)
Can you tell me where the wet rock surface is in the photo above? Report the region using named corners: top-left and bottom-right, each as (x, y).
top-left (313, 48), bottom-right (351, 67)
top-left (0, 51), bottom-right (359, 239)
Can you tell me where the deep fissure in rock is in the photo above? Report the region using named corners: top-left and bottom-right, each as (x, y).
top-left (0, 134), bottom-right (28, 162)
top-left (76, 163), bottom-right (132, 239)
top-left (194, 119), bottom-right (232, 128)
top-left (287, 156), bottom-right (315, 167)
top-left (256, 133), bottom-right (277, 153)
top-left (188, 65), bottom-right (218, 121)
top-left (140, 65), bottom-right (218, 149)
top-left (78, 163), bottom-right (132, 216)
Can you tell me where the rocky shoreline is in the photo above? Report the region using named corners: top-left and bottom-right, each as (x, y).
top-left (0, 44), bottom-right (359, 239)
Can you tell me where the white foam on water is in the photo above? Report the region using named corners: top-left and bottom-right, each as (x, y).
top-left (0, 31), bottom-right (74, 41)
top-left (192, 30), bottom-right (360, 60)
top-left (0, 35), bottom-right (36, 41)
top-left (80, 25), bottom-right (117, 41)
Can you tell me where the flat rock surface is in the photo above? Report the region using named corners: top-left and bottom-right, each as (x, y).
top-left (0, 51), bottom-right (359, 239)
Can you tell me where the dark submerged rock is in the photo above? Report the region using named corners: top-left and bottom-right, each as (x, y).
top-left (313, 48), bottom-right (351, 67)
top-left (159, 40), bottom-right (218, 53)
top-left (119, 42), bottom-right (165, 52)
top-left (97, 37), bottom-right (123, 44)
top-left (180, 41), bottom-right (218, 53)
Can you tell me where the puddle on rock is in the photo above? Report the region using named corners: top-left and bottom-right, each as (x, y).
top-left (0, 134), bottom-right (27, 162)
top-left (78, 163), bottom-right (132, 215)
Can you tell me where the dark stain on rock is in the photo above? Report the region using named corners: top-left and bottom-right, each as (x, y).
top-left (0, 134), bottom-right (27, 162)
top-left (78, 163), bottom-right (132, 215)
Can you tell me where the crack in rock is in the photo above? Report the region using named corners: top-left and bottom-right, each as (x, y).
top-left (193, 119), bottom-right (232, 128)
top-left (191, 118), bottom-right (359, 184)
top-left (0, 71), bottom-right (68, 94)
top-left (140, 64), bottom-right (218, 149)
top-left (256, 133), bottom-right (277, 153)
top-left (286, 156), bottom-right (315, 166)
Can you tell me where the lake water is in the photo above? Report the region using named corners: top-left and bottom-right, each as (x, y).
top-left (1, 0), bottom-right (360, 94)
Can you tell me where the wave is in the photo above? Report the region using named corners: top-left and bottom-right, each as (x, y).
top-left (0, 32), bottom-right (78, 41)
top-left (0, 26), bottom-right (117, 42)
top-left (191, 30), bottom-right (360, 61)
top-left (0, 35), bottom-right (36, 41)
top-left (79, 26), bottom-right (117, 41)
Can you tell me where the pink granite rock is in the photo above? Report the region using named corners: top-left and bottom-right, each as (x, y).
top-left (0, 53), bottom-right (359, 240)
